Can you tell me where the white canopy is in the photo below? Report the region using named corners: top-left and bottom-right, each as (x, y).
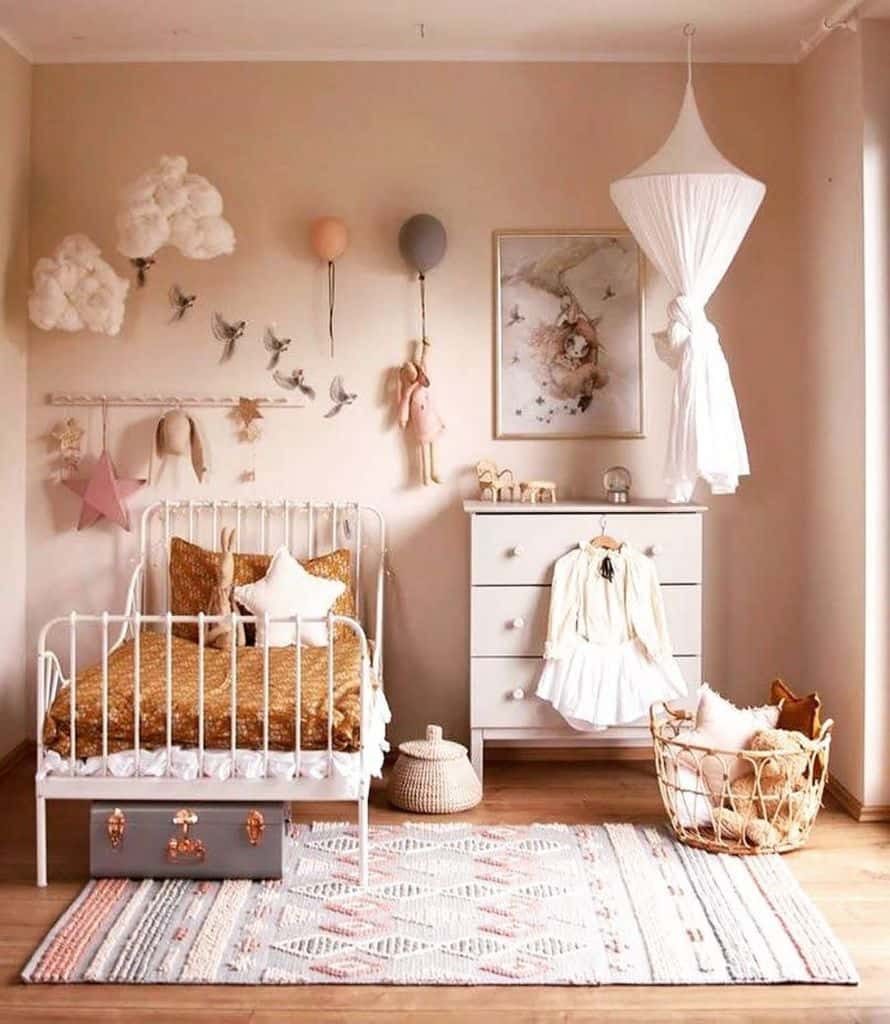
top-left (610, 81), bottom-right (765, 503)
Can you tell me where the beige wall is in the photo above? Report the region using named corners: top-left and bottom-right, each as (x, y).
top-left (797, 22), bottom-right (890, 808)
top-left (862, 20), bottom-right (890, 807)
top-left (0, 37), bottom-right (31, 759)
top-left (797, 28), bottom-right (866, 801)
top-left (26, 61), bottom-right (801, 747)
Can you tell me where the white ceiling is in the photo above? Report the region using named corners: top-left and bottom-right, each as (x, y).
top-left (0, 0), bottom-right (886, 65)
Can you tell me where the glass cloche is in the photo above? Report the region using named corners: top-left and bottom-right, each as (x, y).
top-left (603, 465), bottom-right (632, 504)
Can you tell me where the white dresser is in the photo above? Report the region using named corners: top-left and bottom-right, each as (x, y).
top-left (465, 499), bottom-right (706, 782)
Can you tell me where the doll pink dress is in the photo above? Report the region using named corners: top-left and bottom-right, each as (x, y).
top-left (399, 381), bottom-right (445, 443)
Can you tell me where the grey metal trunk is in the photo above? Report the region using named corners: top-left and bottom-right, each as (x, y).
top-left (90, 802), bottom-right (287, 879)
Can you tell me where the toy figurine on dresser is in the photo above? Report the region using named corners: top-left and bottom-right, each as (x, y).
top-left (476, 460), bottom-right (516, 502)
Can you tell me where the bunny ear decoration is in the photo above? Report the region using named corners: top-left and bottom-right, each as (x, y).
top-left (188, 414), bottom-right (208, 483)
top-left (151, 408), bottom-right (209, 483)
top-left (149, 410), bottom-right (167, 484)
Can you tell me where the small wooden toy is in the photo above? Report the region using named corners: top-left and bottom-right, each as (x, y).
top-left (476, 460), bottom-right (516, 502)
top-left (518, 480), bottom-right (557, 504)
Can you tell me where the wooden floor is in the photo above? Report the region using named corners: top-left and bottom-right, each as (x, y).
top-left (1, 756), bottom-right (888, 1023)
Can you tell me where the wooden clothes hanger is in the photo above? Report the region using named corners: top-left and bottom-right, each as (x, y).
top-left (589, 515), bottom-right (622, 550)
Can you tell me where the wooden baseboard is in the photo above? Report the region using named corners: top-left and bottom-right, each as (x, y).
top-left (384, 745), bottom-right (652, 766)
top-left (826, 773), bottom-right (890, 822)
top-left (0, 738), bottom-right (34, 776)
top-left (485, 745), bottom-right (652, 763)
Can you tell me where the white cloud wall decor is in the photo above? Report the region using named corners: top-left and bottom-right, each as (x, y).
top-left (28, 234), bottom-right (130, 336)
top-left (116, 155), bottom-right (236, 262)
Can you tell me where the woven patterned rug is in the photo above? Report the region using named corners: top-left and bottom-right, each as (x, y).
top-left (23, 822), bottom-right (857, 985)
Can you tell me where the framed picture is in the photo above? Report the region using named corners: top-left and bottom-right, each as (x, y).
top-left (494, 230), bottom-right (645, 439)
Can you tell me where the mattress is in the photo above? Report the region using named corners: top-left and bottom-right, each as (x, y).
top-left (43, 630), bottom-right (381, 761)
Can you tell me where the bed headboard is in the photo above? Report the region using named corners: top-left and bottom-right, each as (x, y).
top-left (138, 499), bottom-right (385, 655)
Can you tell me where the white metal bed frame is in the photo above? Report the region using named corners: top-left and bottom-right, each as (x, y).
top-left (35, 499), bottom-right (385, 888)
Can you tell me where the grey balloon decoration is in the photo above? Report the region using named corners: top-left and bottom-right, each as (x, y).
top-left (399, 213), bottom-right (447, 342)
top-left (399, 214), bottom-right (447, 274)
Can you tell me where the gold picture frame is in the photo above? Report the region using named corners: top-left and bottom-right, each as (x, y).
top-left (494, 229), bottom-right (646, 440)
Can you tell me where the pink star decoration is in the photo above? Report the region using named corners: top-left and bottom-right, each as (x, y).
top-left (64, 450), bottom-right (146, 531)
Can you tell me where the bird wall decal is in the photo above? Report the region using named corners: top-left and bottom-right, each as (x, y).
top-left (324, 375), bottom-right (357, 418)
top-left (169, 283), bottom-right (196, 321)
top-left (273, 368), bottom-right (316, 399)
top-left (211, 312), bottom-right (247, 363)
top-left (130, 256), bottom-right (156, 287)
top-left (263, 326), bottom-right (292, 370)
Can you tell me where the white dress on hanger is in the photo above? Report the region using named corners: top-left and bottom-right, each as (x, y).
top-left (536, 542), bottom-right (686, 731)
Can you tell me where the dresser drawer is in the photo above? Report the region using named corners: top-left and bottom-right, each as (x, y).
top-left (471, 585), bottom-right (701, 657)
top-left (471, 656), bottom-right (701, 729)
top-left (471, 513), bottom-right (701, 586)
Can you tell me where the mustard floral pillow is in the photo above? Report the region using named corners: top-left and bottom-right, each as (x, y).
top-left (168, 537), bottom-right (355, 643)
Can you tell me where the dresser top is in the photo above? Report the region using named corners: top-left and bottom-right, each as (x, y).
top-left (463, 499), bottom-right (707, 514)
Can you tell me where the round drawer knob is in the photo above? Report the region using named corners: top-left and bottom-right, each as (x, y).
top-left (509, 545), bottom-right (523, 558)
top-left (647, 544), bottom-right (662, 557)
top-left (509, 617), bottom-right (525, 630)
top-left (511, 688), bottom-right (526, 701)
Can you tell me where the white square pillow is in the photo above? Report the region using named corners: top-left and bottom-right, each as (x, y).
top-left (234, 545), bottom-right (346, 648)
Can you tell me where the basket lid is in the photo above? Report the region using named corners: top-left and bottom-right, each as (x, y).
top-left (397, 724), bottom-right (467, 762)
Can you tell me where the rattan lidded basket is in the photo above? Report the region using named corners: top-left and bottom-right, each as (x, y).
top-left (387, 725), bottom-right (482, 814)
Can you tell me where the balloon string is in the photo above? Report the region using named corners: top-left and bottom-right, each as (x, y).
top-left (328, 261), bottom-right (335, 359)
top-left (101, 399), bottom-right (108, 452)
top-left (419, 272), bottom-right (427, 342)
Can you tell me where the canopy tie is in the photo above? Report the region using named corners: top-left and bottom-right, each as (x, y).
top-left (654, 294), bottom-right (718, 369)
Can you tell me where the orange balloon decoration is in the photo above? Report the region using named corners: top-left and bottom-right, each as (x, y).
top-left (310, 217), bottom-right (349, 357)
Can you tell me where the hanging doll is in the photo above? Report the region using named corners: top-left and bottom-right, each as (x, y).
top-left (397, 340), bottom-right (445, 486)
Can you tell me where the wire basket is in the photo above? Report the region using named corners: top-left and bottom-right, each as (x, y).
top-left (649, 702), bottom-right (833, 855)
